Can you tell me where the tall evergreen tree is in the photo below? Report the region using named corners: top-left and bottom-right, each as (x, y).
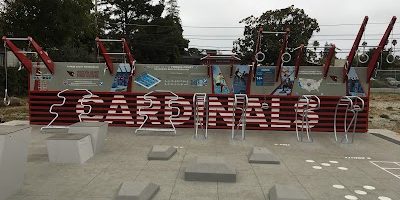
top-left (102, 0), bottom-right (188, 64)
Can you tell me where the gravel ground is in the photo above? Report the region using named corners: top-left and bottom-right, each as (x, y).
top-left (369, 93), bottom-right (400, 134)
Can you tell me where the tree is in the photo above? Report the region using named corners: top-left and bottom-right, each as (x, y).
top-left (0, 0), bottom-right (97, 62)
top-left (102, 0), bottom-right (188, 64)
top-left (234, 6), bottom-right (320, 65)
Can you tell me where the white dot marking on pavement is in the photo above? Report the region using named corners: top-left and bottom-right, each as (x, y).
top-left (344, 195), bottom-right (358, 200)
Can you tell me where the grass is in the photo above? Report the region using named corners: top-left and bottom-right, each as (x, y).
top-left (0, 98), bottom-right (29, 122)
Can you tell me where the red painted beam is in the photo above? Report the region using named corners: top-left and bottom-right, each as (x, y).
top-left (367, 16), bottom-right (397, 82)
top-left (2, 36), bottom-right (33, 73)
top-left (95, 37), bottom-right (114, 75)
top-left (275, 29), bottom-right (290, 82)
top-left (28, 37), bottom-right (55, 74)
top-left (294, 44), bottom-right (304, 79)
top-left (121, 38), bottom-right (135, 72)
top-left (343, 16), bottom-right (369, 82)
top-left (323, 45), bottom-right (336, 78)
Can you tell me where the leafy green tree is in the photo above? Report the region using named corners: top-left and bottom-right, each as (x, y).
top-left (0, 0), bottom-right (97, 61)
top-left (234, 6), bottom-right (320, 65)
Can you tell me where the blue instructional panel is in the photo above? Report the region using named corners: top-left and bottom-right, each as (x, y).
top-left (273, 66), bottom-right (295, 95)
top-left (232, 65), bottom-right (250, 94)
top-left (348, 67), bottom-right (366, 96)
top-left (111, 64), bottom-right (132, 92)
top-left (212, 65), bottom-right (231, 94)
top-left (256, 66), bottom-right (276, 86)
top-left (134, 72), bottom-right (161, 90)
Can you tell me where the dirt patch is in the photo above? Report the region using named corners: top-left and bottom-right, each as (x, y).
top-left (369, 93), bottom-right (400, 134)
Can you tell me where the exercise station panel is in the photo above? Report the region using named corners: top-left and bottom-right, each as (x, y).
top-left (133, 64), bottom-right (212, 93)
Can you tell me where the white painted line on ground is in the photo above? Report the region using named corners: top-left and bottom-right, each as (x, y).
top-left (370, 161), bottom-right (400, 181)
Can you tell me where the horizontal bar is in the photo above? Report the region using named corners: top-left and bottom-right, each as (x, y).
top-left (106, 53), bottom-right (127, 55)
top-left (4, 37), bottom-right (29, 41)
top-left (262, 31), bottom-right (286, 34)
top-left (18, 51), bottom-right (38, 54)
top-left (97, 39), bottom-right (123, 42)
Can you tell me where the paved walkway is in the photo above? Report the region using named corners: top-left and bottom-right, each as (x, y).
top-left (7, 126), bottom-right (400, 200)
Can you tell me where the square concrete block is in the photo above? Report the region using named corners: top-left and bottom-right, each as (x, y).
top-left (147, 145), bottom-right (177, 160)
top-left (69, 122), bottom-right (108, 154)
top-left (184, 156), bottom-right (237, 182)
top-left (0, 126), bottom-right (31, 200)
top-left (248, 147), bottom-right (280, 164)
top-left (117, 181), bottom-right (160, 200)
top-left (268, 184), bottom-right (310, 200)
top-left (46, 134), bottom-right (94, 164)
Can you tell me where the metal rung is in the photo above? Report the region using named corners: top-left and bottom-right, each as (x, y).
top-left (193, 93), bottom-right (208, 139)
top-left (232, 94), bottom-right (248, 140)
top-left (295, 95), bottom-right (320, 143)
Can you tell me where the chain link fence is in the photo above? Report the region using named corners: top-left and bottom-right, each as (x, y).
top-left (371, 70), bottom-right (400, 88)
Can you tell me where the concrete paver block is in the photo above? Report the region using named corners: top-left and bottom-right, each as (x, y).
top-left (46, 134), bottom-right (93, 164)
top-left (268, 184), bottom-right (310, 200)
top-left (117, 181), bottom-right (160, 200)
top-left (147, 145), bottom-right (177, 160)
top-left (248, 147), bottom-right (280, 164)
top-left (0, 125), bottom-right (31, 200)
top-left (184, 156), bottom-right (236, 182)
top-left (69, 122), bottom-right (109, 154)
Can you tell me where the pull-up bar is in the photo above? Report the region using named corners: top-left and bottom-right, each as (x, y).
top-left (97, 39), bottom-right (124, 42)
top-left (262, 31), bottom-right (287, 34)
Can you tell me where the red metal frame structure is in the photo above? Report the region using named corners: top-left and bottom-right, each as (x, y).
top-left (2, 36), bottom-right (55, 74)
top-left (275, 29), bottom-right (290, 82)
top-left (366, 16), bottom-right (397, 82)
top-left (294, 44), bottom-right (304, 79)
top-left (342, 16), bottom-right (369, 82)
top-left (95, 37), bottom-right (136, 76)
top-left (322, 45), bottom-right (336, 78)
top-left (252, 27), bottom-right (264, 80)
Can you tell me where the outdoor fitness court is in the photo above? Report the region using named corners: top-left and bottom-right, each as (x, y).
top-left (4, 125), bottom-right (400, 200)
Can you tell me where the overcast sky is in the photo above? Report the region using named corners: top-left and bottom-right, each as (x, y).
top-left (178, 0), bottom-right (400, 57)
